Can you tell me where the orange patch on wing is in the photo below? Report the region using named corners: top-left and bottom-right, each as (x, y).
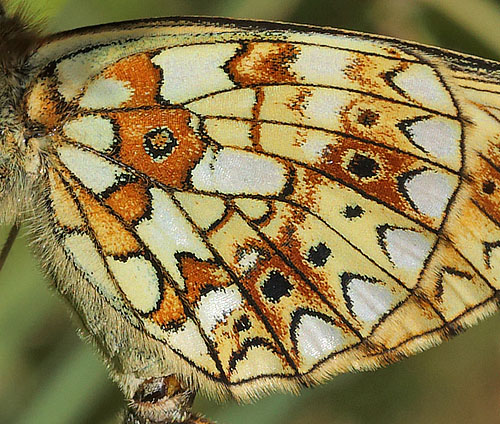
top-left (239, 245), bottom-right (317, 307)
top-left (316, 136), bottom-right (430, 222)
top-left (109, 108), bottom-right (205, 189)
top-left (102, 53), bottom-right (162, 107)
top-left (150, 279), bottom-right (187, 328)
top-left (178, 255), bottom-right (232, 304)
top-left (65, 175), bottom-right (140, 256)
top-left (472, 151), bottom-right (500, 223)
top-left (105, 182), bottom-right (150, 224)
top-left (259, 204), bottom-right (310, 268)
top-left (25, 77), bottom-right (64, 128)
top-left (228, 42), bottom-right (299, 86)
top-left (249, 88), bottom-right (266, 149)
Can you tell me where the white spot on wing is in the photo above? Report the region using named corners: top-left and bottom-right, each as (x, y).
top-left (303, 88), bottom-right (351, 130)
top-left (237, 249), bottom-right (260, 273)
top-left (152, 43), bottom-right (239, 104)
top-left (290, 45), bottom-right (352, 86)
top-left (197, 286), bottom-right (242, 335)
top-left (107, 256), bottom-right (160, 313)
top-left (136, 188), bottom-right (212, 289)
top-left (57, 145), bottom-right (126, 193)
top-left (403, 170), bottom-right (456, 218)
top-left (391, 64), bottom-right (456, 114)
top-left (191, 147), bottom-right (287, 195)
top-left (295, 314), bottom-right (344, 365)
top-left (56, 52), bottom-right (101, 101)
top-left (346, 277), bottom-right (394, 322)
top-left (80, 77), bottom-right (134, 109)
top-left (382, 228), bottom-right (433, 269)
top-left (259, 86), bottom-right (350, 129)
top-left (405, 116), bottom-right (461, 164)
top-left (298, 131), bottom-right (333, 162)
top-left (63, 115), bottom-right (115, 152)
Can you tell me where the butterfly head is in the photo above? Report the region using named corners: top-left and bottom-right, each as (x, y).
top-left (0, 4), bottom-right (42, 73)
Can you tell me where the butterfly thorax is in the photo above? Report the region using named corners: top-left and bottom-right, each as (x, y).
top-left (0, 11), bottom-right (45, 224)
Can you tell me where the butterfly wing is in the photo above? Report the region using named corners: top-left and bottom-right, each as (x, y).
top-left (24, 18), bottom-right (500, 399)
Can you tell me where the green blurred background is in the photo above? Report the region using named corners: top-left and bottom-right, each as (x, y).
top-left (3, 0), bottom-right (500, 423)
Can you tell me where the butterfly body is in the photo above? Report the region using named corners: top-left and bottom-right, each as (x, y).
top-left (2, 6), bottom-right (500, 423)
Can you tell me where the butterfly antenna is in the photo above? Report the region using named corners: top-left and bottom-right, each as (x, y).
top-left (0, 224), bottom-right (19, 273)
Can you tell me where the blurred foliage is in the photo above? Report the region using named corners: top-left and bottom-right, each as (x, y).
top-left (2, 0), bottom-right (500, 423)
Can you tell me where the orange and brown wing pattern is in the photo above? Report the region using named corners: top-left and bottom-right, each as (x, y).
top-left (24, 18), bottom-right (500, 397)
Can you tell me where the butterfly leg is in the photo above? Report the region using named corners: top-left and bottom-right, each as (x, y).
top-left (121, 375), bottom-right (213, 424)
top-left (0, 224), bottom-right (19, 272)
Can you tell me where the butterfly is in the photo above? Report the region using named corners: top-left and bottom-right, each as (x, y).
top-left (2, 2), bottom-right (500, 423)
